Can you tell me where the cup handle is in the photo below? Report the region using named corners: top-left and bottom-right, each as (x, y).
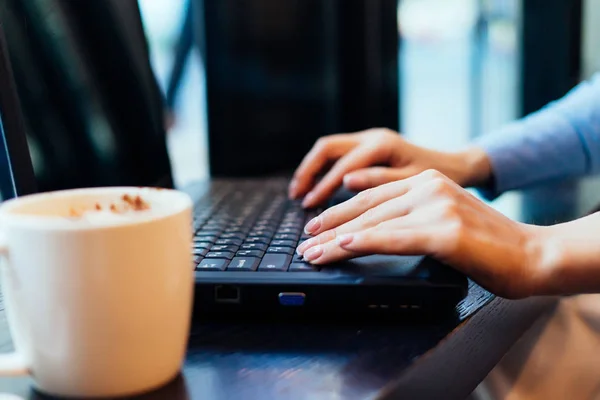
top-left (0, 236), bottom-right (29, 376)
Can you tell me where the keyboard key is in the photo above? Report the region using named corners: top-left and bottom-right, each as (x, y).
top-left (228, 257), bottom-right (260, 271)
top-left (224, 227), bottom-right (248, 235)
top-left (283, 218), bottom-right (301, 225)
top-left (259, 211), bottom-right (279, 217)
top-left (248, 230), bottom-right (274, 238)
top-left (193, 241), bottom-right (212, 250)
top-left (255, 218), bottom-right (277, 225)
top-left (283, 213), bottom-right (302, 219)
top-left (289, 263), bottom-right (319, 272)
top-left (193, 256), bottom-right (203, 267)
top-left (277, 227), bottom-right (300, 235)
top-left (270, 240), bottom-right (296, 248)
top-left (196, 259), bottom-right (229, 271)
top-left (210, 219), bottom-right (230, 224)
top-left (219, 233), bottom-right (245, 240)
top-left (258, 253), bottom-right (292, 272)
top-left (215, 238), bottom-right (243, 246)
top-left (193, 248), bottom-right (209, 257)
top-left (205, 251), bottom-right (235, 260)
top-left (207, 219), bottom-right (230, 226)
top-left (279, 222), bottom-right (302, 229)
top-left (292, 253), bottom-right (305, 263)
top-left (194, 228), bottom-right (221, 237)
top-left (254, 221), bottom-right (278, 229)
top-left (194, 235), bottom-right (218, 243)
top-left (227, 220), bottom-right (249, 226)
top-left (210, 245), bottom-right (239, 252)
top-left (240, 243), bottom-right (268, 251)
top-left (267, 246), bottom-right (295, 255)
top-left (244, 237), bottom-right (270, 245)
top-left (195, 230), bottom-right (222, 237)
top-left (211, 212), bottom-right (232, 218)
top-left (202, 223), bottom-right (225, 230)
top-left (236, 249), bottom-right (264, 258)
top-left (274, 233), bottom-right (297, 241)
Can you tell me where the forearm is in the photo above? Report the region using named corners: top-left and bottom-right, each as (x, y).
top-left (471, 73), bottom-right (600, 198)
top-left (535, 213), bottom-right (600, 295)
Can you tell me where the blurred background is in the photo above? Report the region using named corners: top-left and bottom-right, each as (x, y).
top-left (139, 0), bottom-right (521, 187)
top-left (136, 0), bottom-right (543, 218)
top-left (1, 0), bottom-right (599, 222)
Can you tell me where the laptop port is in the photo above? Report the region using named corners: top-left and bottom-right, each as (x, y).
top-left (214, 285), bottom-right (240, 303)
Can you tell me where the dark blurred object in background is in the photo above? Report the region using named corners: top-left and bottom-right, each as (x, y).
top-left (195, 0), bottom-right (400, 177)
top-left (0, 0), bottom-right (173, 192)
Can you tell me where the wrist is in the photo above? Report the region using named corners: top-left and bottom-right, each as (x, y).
top-left (450, 146), bottom-right (493, 187)
top-left (521, 224), bottom-right (559, 296)
top-left (529, 216), bottom-right (600, 296)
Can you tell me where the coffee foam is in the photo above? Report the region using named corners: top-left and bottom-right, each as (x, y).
top-left (0, 187), bottom-right (192, 230)
top-left (75, 208), bottom-right (154, 224)
top-left (67, 194), bottom-right (154, 222)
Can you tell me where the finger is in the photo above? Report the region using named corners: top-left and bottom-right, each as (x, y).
top-left (300, 193), bottom-right (427, 257)
top-left (343, 167), bottom-right (415, 191)
top-left (296, 229), bottom-right (337, 256)
top-left (368, 207), bottom-right (441, 230)
top-left (298, 191), bottom-right (441, 257)
top-left (336, 226), bottom-right (432, 257)
top-left (301, 235), bottom-right (363, 265)
top-left (302, 145), bottom-right (383, 208)
top-left (289, 135), bottom-right (354, 199)
top-left (303, 224), bottom-right (433, 265)
top-left (303, 172), bottom-right (433, 237)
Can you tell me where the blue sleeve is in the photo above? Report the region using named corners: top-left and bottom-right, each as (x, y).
top-left (475, 73), bottom-right (600, 199)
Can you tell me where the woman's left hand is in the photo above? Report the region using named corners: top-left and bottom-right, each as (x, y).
top-left (296, 170), bottom-right (549, 299)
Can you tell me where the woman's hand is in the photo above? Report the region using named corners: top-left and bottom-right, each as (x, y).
top-left (296, 170), bottom-right (548, 299)
top-left (289, 128), bottom-right (492, 208)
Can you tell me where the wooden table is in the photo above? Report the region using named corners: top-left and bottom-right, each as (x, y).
top-left (0, 283), bottom-right (556, 400)
top-left (0, 184), bottom-right (579, 399)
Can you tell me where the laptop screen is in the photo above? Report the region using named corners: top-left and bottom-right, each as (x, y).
top-left (0, 0), bottom-right (173, 195)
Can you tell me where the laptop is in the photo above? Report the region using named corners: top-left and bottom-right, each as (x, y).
top-left (0, 12), bottom-right (467, 316)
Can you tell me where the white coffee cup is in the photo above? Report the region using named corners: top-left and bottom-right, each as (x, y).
top-left (0, 187), bottom-right (194, 398)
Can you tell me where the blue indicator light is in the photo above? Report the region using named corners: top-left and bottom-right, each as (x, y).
top-left (278, 292), bottom-right (306, 306)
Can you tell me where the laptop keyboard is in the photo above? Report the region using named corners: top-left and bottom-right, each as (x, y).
top-left (192, 186), bottom-right (321, 272)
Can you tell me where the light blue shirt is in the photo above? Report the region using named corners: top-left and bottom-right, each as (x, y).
top-left (476, 73), bottom-right (600, 199)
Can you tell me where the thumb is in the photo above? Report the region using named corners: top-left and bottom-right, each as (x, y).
top-left (343, 167), bottom-right (410, 191)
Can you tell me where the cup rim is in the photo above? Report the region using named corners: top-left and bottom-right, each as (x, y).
top-left (0, 187), bottom-right (193, 231)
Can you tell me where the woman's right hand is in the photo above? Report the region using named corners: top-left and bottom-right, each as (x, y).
top-left (289, 128), bottom-right (493, 208)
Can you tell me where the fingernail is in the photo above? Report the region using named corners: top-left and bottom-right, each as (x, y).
top-left (337, 234), bottom-right (354, 246)
top-left (344, 173), bottom-right (364, 187)
top-left (288, 179), bottom-right (298, 199)
top-left (343, 174), bottom-right (356, 186)
top-left (302, 192), bottom-right (316, 208)
top-left (304, 217), bottom-right (321, 234)
top-left (296, 237), bottom-right (315, 255)
top-left (304, 245), bottom-right (323, 262)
